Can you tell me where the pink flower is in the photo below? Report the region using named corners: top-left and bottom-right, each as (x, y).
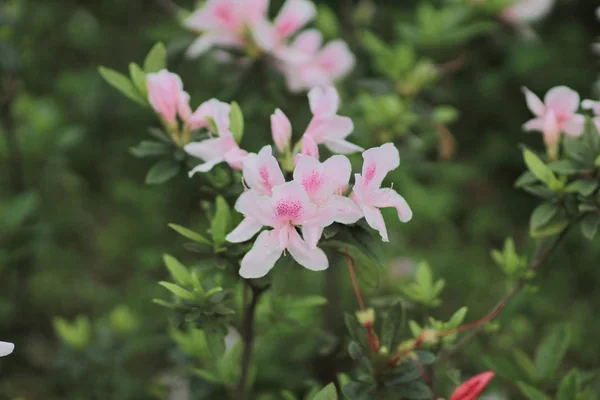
top-left (271, 109), bottom-right (292, 153)
top-left (146, 70), bottom-right (192, 126)
top-left (449, 371), bottom-right (494, 400)
top-left (252, 0), bottom-right (317, 54)
top-left (227, 145), bottom-right (286, 243)
top-left (294, 154), bottom-right (362, 248)
top-left (501, 0), bottom-right (554, 24)
top-left (184, 99), bottom-right (247, 174)
top-left (184, 0), bottom-right (269, 57)
top-left (582, 99), bottom-right (600, 133)
top-left (233, 181), bottom-right (336, 278)
top-left (523, 86), bottom-right (585, 150)
top-left (280, 35), bottom-right (355, 92)
top-left (0, 341), bottom-right (14, 357)
top-left (303, 86), bottom-right (363, 154)
top-left (352, 143), bottom-right (412, 242)
top-left (300, 134), bottom-right (319, 160)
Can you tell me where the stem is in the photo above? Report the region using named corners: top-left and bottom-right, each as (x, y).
top-left (234, 281), bottom-right (267, 400)
top-left (345, 253), bottom-right (379, 353)
top-left (437, 215), bottom-right (586, 364)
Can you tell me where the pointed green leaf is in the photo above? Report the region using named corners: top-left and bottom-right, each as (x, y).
top-left (530, 203), bottom-right (559, 230)
top-left (128, 62), bottom-right (147, 98)
top-left (144, 42), bottom-right (166, 73)
top-left (530, 212), bottom-right (569, 238)
top-left (523, 149), bottom-right (561, 190)
top-left (312, 383), bottom-right (337, 400)
top-left (229, 101), bottom-right (244, 144)
top-left (163, 254), bottom-right (191, 286)
top-left (145, 160), bottom-right (180, 184)
top-left (168, 223), bottom-right (211, 245)
top-left (535, 326), bottom-right (571, 380)
top-left (557, 369), bottom-right (580, 400)
top-left (158, 281), bottom-right (196, 301)
top-left (98, 66), bottom-right (145, 105)
top-left (130, 140), bottom-right (169, 158)
top-left (513, 348), bottom-right (537, 382)
top-left (581, 214), bottom-right (600, 239)
top-left (565, 180), bottom-right (597, 196)
top-left (211, 196), bottom-right (231, 249)
top-left (381, 303), bottom-right (405, 350)
top-left (517, 382), bottom-right (551, 400)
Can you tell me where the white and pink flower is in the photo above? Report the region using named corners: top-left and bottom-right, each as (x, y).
top-left (146, 70), bottom-right (192, 127)
top-left (0, 341), bottom-right (14, 357)
top-left (522, 86), bottom-right (584, 157)
top-left (582, 99), bottom-right (600, 134)
top-left (352, 143), bottom-right (413, 242)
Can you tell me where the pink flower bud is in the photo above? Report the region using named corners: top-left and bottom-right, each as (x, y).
top-left (301, 134), bottom-right (319, 160)
top-left (270, 109), bottom-right (292, 152)
top-left (146, 70), bottom-right (189, 126)
top-left (450, 372), bottom-right (495, 400)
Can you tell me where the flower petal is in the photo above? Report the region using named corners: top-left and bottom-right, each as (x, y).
top-left (563, 114), bottom-right (584, 137)
top-left (450, 371), bottom-right (495, 400)
top-left (226, 217), bottom-right (263, 243)
top-left (0, 341), bottom-right (14, 357)
top-left (363, 205), bottom-right (389, 242)
top-left (185, 135), bottom-right (235, 168)
top-left (370, 188), bottom-right (413, 223)
top-left (301, 225), bottom-right (324, 249)
top-left (322, 155), bottom-right (352, 193)
top-left (224, 148), bottom-right (248, 171)
top-left (305, 115), bottom-right (354, 143)
top-left (522, 87), bottom-right (545, 117)
top-left (271, 181), bottom-right (314, 226)
top-left (523, 117), bottom-right (545, 132)
top-left (308, 86), bottom-right (340, 117)
top-left (239, 230), bottom-right (283, 278)
top-left (316, 40), bottom-right (355, 80)
top-left (234, 190), bottom-right (277, 227)
top-left (329, 195), bottom-right (363, 224)
top-left (360, 143), bottom-right (400, 190)
top-left (243, 146), bottom-right (285, 196)
top-left (188, 159), bottom-right (223, 175)
top-left (324, 139), bottom-right (363, 154)
top-left (582, 99), bottom-right (600, 115)
top-left (146, 70), bottom-right (185, 124)
top-left (271, 109), bottom-right (292, 153)
top-left (301, 134), bottom-right (320, 160)
top-left (544, 86), bottom-right (580, 117)
top-left (287, 228), bottom-right (328, 271)
top-left (274, 0), bottom-right (316, 40)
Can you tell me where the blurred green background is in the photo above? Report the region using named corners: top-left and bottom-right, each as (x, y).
top-left (1, 0), bottom-right (599, 398)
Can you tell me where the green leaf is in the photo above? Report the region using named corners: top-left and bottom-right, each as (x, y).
top-left (229, 101), bottom-right (244, 144)
top-left (312, 383), bottom-right (337, 400)
top-left (1, 191), bottom-right (39, 229)
top-left (523, 149), bottom-right (562, 190)
top-left (163, 254), bottom-right (191, 286)
top-left (211, 196), bottom-right (231, 249)
top-left (168, 223), bottom-right (211, 245)
top-left (144, 42), bottom-right (166, 73)
top-left (128, 62), bottom-right (147, 98)
top-left (513, 348), bottom-right (537, 382)
top-left (414, 350), bottom-right (435, 365)
top-left (158, 281), bottom-right (196, 301)
top-left (581, 214), bottom-right (600, 239)
top-left (565, 180), bottom-right (597, 196)
top-left (386, 362), bottom-right (422, 386)
top-left (515, 171), bottom-right (538, 188)
top-left (98, 66), bottom-right (145, 105)
top-left (530, 203), bottom-right (559, 230)
top-left (557, 369), bottom-right (580, 400)
top-left (145, 160), bottom-right (181, 184)
top-left (194, 369), bottom-right (223, 384)
top-left (129, 140), bottom-right (170, 158)
top-left (344, 313), bottom-right (369, 350)
top-left (548, 160), bottom-right (579, 175)
top-left (381, 303), bottom-right (405, 350)
top-left (348, 341), bottom-right (363, 360)
top-left (448, 306), bottom-right (468, 327)
top-left (396, 380), bottom-right (432, 399)
top-left (530, 212), bottom-right (569, 239)
top-left (535, 326), bottom-right (571, 380)
top-left (483, 356), bottom-right (522, 381)
top-left (517, 382), bottom-right (551, 400)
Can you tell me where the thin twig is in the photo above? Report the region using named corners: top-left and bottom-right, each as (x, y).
top-left (437, 215), bottom-right (587, 364)
top-left (234, 281), bottom-right (268, 400)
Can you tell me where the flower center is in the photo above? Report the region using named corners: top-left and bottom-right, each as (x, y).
top-left (275, 199), bottom-right (303, 221)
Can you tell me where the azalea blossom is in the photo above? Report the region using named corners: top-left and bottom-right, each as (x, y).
top-left (294, 154), bottom-right (362, 248)
top-left (522, 86), bottom-right (584, 158)
top-left (226, 146), bottom-right (285, 243)
top-left (184, 99), bottom-right (248, 174)
top-left (0, 341), bottom-right (14, 357)
top-left (448, 371), bottom-right (495, 400)
top-left (352, 143), bottom-right (413, 242)
top-left (279, 31), bottom-right (356, 92)
top-left (582, 99), bottom-right (600, 133)
top-left (233, 181), bottom-right (336, 278)
top-left (252, 0), bottom-right (317, 57)
top-left (146, 70), bottom-right (192, 127)
top-left (303, 86), bottom-right (363, 154)
top-left (184, 0), bottom-right (269, 57)
top-left (271, 109), bottom-right (292, 153)
top-left (500, 0), bottom-right (554, 24)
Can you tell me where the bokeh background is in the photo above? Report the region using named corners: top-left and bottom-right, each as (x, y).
top-left (1, 0), bottom-right (599, 398)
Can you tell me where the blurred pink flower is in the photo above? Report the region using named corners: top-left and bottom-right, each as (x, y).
top-left (184, 99), bottom-right (248, 174)
top-left (303, 86), bottom-right (363, 154)
top-left (582, 99), bottom-right (600, 133)
top-left (146, 70), bottom-right (192, 126)
top-left (522, 86), bottom-right (584, 151)
top-left (271, 109), bottom-right (292, 152)
top-left (294, 154), bottom-right (362, 247)
top-left (234, 181), bottom-right (336, 278)
top-left (449, 371), bottom-right (495, 400)
top-left (352, 143), bottom-right (412, 242)
top-left (501, 0), bottom-right (554, 24)
top-left (0, 341), bottom-right (14, 357)
top-left (184, 0), bottom-right (269, 57)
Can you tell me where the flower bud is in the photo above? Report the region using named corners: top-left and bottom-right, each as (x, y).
top-left (300, 134), bottom-right (319, 160)
top-left (147, 70), bottom-right (189, 127)
top-left (356, 308), bottom-right (375, 327)
top-left (271, 109), bottom-right (292, 153)
top-left (421, 328), bottom-right (438, 345)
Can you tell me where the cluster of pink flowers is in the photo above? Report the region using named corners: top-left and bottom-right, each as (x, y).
top-left (522, 85), bottom-right (599, 158)
top-left (145, 70), bottom-right (412, 279)
top-left (184, 0), bottom-right (355, 92)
